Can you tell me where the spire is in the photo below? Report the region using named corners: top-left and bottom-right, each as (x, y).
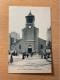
top-left (30, 10), bottom-right (31, 14)
top-left (27, 10), bottom-right (33, 16)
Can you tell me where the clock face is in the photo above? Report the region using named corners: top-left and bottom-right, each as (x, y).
top-left (29, 26), bottom-right (31, 28)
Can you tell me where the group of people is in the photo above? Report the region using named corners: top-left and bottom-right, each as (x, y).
top-left (9, 49), bottom-right (51, 63)
top-left (22, 52), bottom-right (35, 59)
top-left (39, 49), bottom-right (51, 59)
top-left (9, 51), bottom-right (35, 63)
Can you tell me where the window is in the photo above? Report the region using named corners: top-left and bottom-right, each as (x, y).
top-left (19, 45), bottom-right (21, 49)
top-left (41, 45), bottom-right (43, 49)
top-left (27, 18), bottom-right (33, 23)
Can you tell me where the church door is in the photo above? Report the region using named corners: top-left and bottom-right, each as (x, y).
top-left (28, 48), bottom-right (32, 53)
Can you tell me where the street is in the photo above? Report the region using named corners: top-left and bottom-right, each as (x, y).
top-left (8, 54), bottom-right (52, 73)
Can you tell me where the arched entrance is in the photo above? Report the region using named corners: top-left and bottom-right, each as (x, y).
top-left (28, 45), bottom-right (32, 53)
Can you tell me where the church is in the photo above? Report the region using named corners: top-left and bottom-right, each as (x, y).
top-left (11, 12), bottom-right (46, 54)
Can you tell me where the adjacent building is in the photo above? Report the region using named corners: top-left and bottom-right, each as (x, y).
top-left (47, 27), bottom-right (51, 49)
top-left (9, 32), bottom-right (20, 50)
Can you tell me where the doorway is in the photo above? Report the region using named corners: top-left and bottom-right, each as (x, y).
top-left (28, 48), bottom-right (32, 53)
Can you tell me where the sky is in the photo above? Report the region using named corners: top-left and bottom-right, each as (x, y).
top-left (9, 6), bottom-right (51, 40)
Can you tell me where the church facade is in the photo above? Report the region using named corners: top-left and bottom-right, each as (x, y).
top-left (11, 12), bottom-right (46, 54)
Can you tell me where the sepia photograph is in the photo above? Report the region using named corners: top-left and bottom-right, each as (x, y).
top-left (8, 6), bottom-right (52, 73)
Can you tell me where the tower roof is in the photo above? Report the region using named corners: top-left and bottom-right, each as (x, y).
top-left (26, 11), bottom-right (34, 17)
top-left (28, 11), bottom-right (33, 16)
top-left (25, 11), bottom-right (35, 22)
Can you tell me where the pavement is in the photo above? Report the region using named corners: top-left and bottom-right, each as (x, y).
top-left (8, 54), bottom-right (52, 73)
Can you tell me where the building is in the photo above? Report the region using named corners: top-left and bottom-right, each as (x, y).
top-left (11, 12), bottom-right (46, 54)
top-left (9, 32), bottom-right (20, 50)
top-left (47, 27), bottom-right (51, 49)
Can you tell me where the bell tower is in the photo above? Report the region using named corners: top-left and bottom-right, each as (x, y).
top-left (25, 11), bottom-right (35, 41)
top-left (25, 11), bottom-right (35, 28)
top-left (22, 11), bottom-right (39, 53)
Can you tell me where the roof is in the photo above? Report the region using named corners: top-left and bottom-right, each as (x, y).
top-left (28, 12), bottom-right (33, 16)
top-left (14, 39), bottom-right (22, 46)
top-left (38, 38), bottom-right (46, 42)
top-left (26, 11), bottom-right (34, 17)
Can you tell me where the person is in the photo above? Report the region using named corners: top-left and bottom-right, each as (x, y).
top-left (40, 50), bottom-right (44, 59)
top-left (31, 52), bottom-right (33, 57)
top-left (44, 49), bottom-right (47, 59)
top-left (41, 54), bottom-right (43, 59)
top-left (22, 53), bottom-right (25, 59)
top-left (9, 50), bottom-right (10, 55)
top-left (15, 49), bottom-right (17, 56)
top-left (10, 54), bottom-right (13, 63)
top-left (44, 54), bottom-right (47, 59)
top-left (27, 53), bottom-right (29, 58)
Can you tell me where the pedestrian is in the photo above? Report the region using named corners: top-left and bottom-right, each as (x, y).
top-left (44, 54), bottom-right (46, 59)
top-left (27, 54), bottom-right (29, 58)
top-left (15, 49), bottom-right (17, 56)
top-left (10, 54), bottom-right (13, 63)
top-left (41, 54), bottom-right (43, 59)
top-left (22, 53), bottom-right (25, 59)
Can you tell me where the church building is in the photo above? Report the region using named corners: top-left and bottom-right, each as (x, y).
top-left (11, 12), bottom-right (46, 54)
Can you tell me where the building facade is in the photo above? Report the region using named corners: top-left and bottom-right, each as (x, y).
top-left (9, 32), bottom-right (20, 50)
top-left (11, 12), bottom-right (46, 54)
top-left (47, 27), bottom-right (51, 49)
